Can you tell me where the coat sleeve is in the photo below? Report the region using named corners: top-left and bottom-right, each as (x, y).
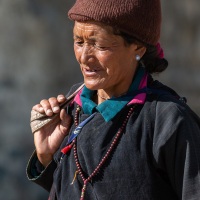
top-left (26, 151), bottom-right (57, 192)
top-left (26, 83), bottom-right (83, 191)
top-left (152, 97), bottom-right (200, 200)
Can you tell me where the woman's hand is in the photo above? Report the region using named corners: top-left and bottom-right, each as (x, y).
top-left (31, 95), bottom-right (72, 167)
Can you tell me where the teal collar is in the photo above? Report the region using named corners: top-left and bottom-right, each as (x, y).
top-left (80, 67), bottom-right (146, 122)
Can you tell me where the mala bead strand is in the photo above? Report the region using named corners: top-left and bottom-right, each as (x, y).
top-left (73, 105), bottom-right (135, 200)
top-left (74, 105), bottom-right (81, 126)
top-left (74, 143), bottom-right (86, 182)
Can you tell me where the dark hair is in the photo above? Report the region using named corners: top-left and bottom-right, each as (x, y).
top-left (141, 45), bottom-right (168, 74)
top-left (113, 30), bottom-right (168, 74)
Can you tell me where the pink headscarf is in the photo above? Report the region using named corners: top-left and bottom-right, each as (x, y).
top-left (156, 43), bottom-right (164, 59)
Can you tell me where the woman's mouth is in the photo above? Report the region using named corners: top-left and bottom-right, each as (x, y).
top-left (83, 67), bottom-right (100, 77)
top-left (86, 69), bottom-right (96, 72)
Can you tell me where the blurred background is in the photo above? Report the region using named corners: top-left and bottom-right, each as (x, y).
top-left (0, 0), bottom-right (199, 199)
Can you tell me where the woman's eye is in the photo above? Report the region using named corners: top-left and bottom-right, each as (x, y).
top-left (94, 44), bottom-right (107, 50)
top-left (75, 41), bottom-right (83, 46)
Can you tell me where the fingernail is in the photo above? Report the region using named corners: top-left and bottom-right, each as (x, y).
top-left (53, 106), bottom-right (60, 112)
top-left (39, 107), bottom-right (44, 112)
top-left (47, 109), bottom-right (53, 115)
top-left (58, 96), bottom-right (65, 100)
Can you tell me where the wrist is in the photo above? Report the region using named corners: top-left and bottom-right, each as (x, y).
top-left (36, 152), bottom-right (53, 168)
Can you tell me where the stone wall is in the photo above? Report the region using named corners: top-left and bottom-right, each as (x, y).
top-left (0, 1), bottom-right (199, 199)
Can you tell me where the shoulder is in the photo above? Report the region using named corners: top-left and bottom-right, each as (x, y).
top-left (144, 79), bottom-right (200, 147)
top-left (146, 79), bottom-right (191, 117)
top-left (147, 79), bottom-right (196, 119)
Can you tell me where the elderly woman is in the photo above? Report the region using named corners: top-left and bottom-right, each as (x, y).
top-left (27, 0), bottom-right (200, 199)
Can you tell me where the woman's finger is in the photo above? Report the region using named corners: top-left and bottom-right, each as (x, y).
top-left (32, 104), bottom-right (45, 113)
top-left (32, 94), bottom-right (66, 117)
top-left (40, 99), bottom-right (53, 116)
top-left (48, 97), bottom-right (60, 113)
top-left (57, 94), bottom-right (66, 103)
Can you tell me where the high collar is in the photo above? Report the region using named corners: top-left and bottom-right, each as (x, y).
top-left (74, 67), bottom-right (148, 122)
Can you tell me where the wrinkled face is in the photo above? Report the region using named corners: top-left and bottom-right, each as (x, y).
top-left (73, 21), bottom-right (139, 93)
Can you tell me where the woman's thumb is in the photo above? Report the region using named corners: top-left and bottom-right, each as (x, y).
top-left (60, 109), bottom-right (72, 135)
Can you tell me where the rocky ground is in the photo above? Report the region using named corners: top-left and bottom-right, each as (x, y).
top-left (0, 1), bottom-right (199, 199)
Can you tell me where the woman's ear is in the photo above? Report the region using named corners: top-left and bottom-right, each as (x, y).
top-left (135, 44), bottom-right (147, 58)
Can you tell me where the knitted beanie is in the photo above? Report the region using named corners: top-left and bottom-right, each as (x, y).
top-left (68, 0), bottom-right (162, 46)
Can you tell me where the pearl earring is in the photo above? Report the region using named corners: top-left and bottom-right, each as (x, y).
top-left (136, 55), bottom-right (141, 61)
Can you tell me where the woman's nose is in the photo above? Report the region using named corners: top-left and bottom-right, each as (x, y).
top-left (80, 44), bottom-right (95, 64)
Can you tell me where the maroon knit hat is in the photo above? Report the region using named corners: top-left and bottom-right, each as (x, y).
top-left (68, 0), bottom-right (162, 46)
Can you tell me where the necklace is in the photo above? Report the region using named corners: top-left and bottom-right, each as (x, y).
top-left (97, 92), bottom-right (109, 100)
top-left (73, 105), bottom-right (135, 200)
top-left (97, 91), bottom-right (127, 100)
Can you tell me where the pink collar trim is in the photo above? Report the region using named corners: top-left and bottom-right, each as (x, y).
top-left (72, 89), bottom-right (83, 106)
top-left (128, 73), bottom-right (147, 105)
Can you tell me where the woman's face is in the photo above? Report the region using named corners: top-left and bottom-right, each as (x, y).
top-left (73, 21), bottom-right (141, 95)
